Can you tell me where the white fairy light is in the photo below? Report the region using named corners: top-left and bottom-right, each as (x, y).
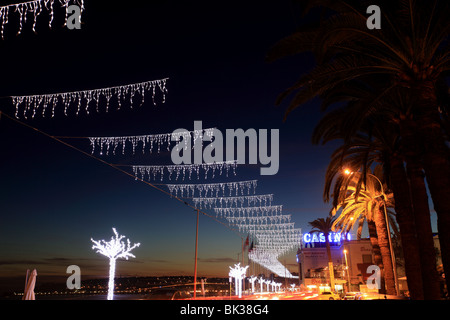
top-left (166, 180), bottom-right (257, 198)
top-left (91, 228), bottom-right (140, 300)
top-left (132, 160), bottom-right (237, 181)
top-left (228, 263), bottom-right (249, 298)
top-left (0, 0), bottom-right (84, 40)
top-left (89, 128), bottom-right (214, 156)
top-left (12, 77), bottom-right (168, 119)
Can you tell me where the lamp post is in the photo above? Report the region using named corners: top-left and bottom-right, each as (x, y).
top-left (193, 209), bottom-right (200, 299)
top-left (343, 249), bottom-right (351, 292)
top-left (344, 169), bottom-right (399, 295)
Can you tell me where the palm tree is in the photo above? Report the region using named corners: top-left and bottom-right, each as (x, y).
top-left (330, 166), bottom-right (397, 295)
top-left (267, 0), bottom-right (450, 293)
top-left (333, 201), bottom-right (385, 294)
top-left (308, 215), bottom-right (337, 291)
top-left (313, 86), bottom-right (440, 299)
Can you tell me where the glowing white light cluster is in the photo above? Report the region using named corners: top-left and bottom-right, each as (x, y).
top-left (166, 180), bottom-right (257, 198)
top-left (192, 185), bottom-right (300, 278)
top-left (13, 77), bottom-right (168, 119)
top-left (192, 194), bottom-right (273, 209)
top-left (91, 228), bottom-right (140, 300)
top-left (132, 160), bottom-right (237, 181)
top-left (0, 0), bottom-right (84, 39)
top-left (249, 248), bottom-right (298, 278)
top-left (228, 263), bottom-right (249, 298)
top-left (233, 209), bottom-right (300, 278)
top-left (89, 128), bottom-right (214, 156)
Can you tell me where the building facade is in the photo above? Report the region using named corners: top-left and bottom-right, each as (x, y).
top-left (297, 232), bottom-right (374, 293)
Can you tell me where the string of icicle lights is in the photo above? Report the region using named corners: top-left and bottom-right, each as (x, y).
top-left (189, 187), bottom-right (301, 277)
top-left (166, 180), bottom-right (258, 198)
top-left (191, 194), bottom-right (273, 209)
top-left (12, 77), bottom-right (168, 119)
top-left (214, 205), bottom-right (283, 218)
top-left (0, 0), bottom-right (84, 39)
top-left (132, 160), bottom-right (238, 181)
top-left (89, 128), bottom-right (214, 156)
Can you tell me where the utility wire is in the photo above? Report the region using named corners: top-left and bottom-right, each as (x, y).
top-left (0, 111), bottom-right (242, 238)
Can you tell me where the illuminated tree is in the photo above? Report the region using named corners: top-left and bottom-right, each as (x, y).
top-left (91, 228), bottom-right (140, 300)
top-left (264, 279), bottom-right (270, 292)
top-left (258, 277), bottom-right (264, 293)
top-left (229, 263), bottom-right (248, 298)
top-left (248, 275), bottom-right (257, 293)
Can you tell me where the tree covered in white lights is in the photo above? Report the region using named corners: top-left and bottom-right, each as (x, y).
top-left (229, 263), bottom-right (248, 298)
top-left (91, 228), bottom-right (140, 300)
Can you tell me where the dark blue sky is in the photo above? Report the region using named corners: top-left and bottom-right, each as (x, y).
top-left (1, 0), bottom-right (432, 292)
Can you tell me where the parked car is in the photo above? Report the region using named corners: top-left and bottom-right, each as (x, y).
top-left (317, 291), bottom-right (341, 300)
top-left (343, 292), bottom-right (362, 300)
top-left (144, 288), bottom-right (192, 300)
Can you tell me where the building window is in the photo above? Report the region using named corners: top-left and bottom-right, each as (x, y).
top-left (362, 254), bottom-right (372, 264)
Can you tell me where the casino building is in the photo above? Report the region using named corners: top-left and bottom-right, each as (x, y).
top-left (296, 232), bottom-right (375, 293)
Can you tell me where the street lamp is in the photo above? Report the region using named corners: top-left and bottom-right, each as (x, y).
top-left (343, 249), bottom-right (351, 292)
top-left (343, 169), bottom-right (399, 295)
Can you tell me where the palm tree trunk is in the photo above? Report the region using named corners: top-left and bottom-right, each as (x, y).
top-left (373, 207), bottom-right (396, 295)
top-left (325, 235), bottom-right (335, 291)
top-left (421, 150), bottom-right (450, 296)
top-left (414, 83), bottom-right (450, 295)
top-left (406, 161), bottom-right (442, 299)
top-left (389, 155), bottom-right (424, 299)
top-left (368, 220), bottom-right (385, 293)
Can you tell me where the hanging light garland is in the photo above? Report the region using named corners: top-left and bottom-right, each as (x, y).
top-left (12, 77), bottom-right (168, 119)
top-left (0, 0), bottom-right (85, 39)
top-left (191, 194), bottom-right (273, 209)
top-left (226, 214), bottom-right (290, 226)
top-left (213, 205), bottom-right (283, 218)
top-left (166, 180), bottom-right (258, 198)
top-left (132, 160), bottom-right (237, 181)
top-left (199, 187), bottom-right (301, 278)
top-left (248, 247), bottom-right (297, 278)
top-left (88, 128), bottom-right (214, 156)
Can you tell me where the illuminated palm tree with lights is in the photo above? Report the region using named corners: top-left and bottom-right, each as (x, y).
top-left (331, 166), bottom-right (398, 295)
top-left (308, 215), bottom-right (337, 291)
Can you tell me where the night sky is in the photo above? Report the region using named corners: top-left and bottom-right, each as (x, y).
top-left (0, 1), bottom-right (438, 293)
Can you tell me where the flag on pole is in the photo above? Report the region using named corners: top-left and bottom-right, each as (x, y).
top-left (244, 236), bottom-right (249, 250)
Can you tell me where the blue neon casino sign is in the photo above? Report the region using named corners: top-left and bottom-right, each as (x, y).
top-left (303, 232), bottom-right (351, 244)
